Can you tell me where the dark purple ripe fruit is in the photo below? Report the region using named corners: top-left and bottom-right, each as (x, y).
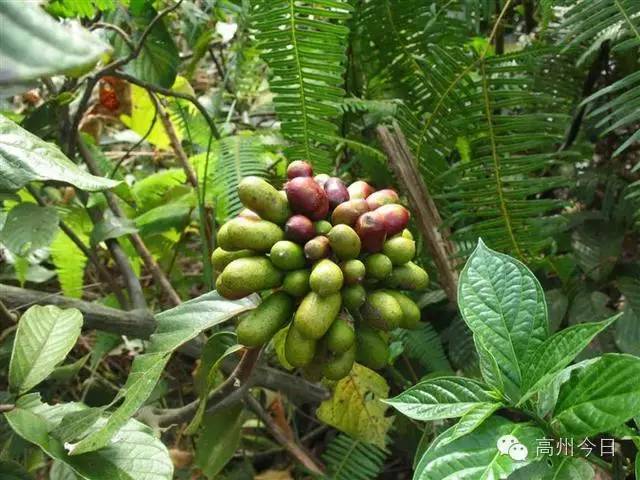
top-left (285, 177), bottom-right (330, 221)
top-left (366, 189), bottom-right (399, 210)
top-left (287, 160), bottom-right (313, 179)
top-left (331, 199), bottom-right (369, 226)
top-left (355, 210), bottom-right (387, 252)
top-left (376, 204), bottom-right (410, 236)
top-left (347, 180), bottom-right (375, 200)
top-left (324, 177), bottom-right (349, 209)
top-left (285, 215), bottom-right (315, 244)
top-left (304, 236), bottom-right (331, 261)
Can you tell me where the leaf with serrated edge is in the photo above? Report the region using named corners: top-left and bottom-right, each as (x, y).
top-left (551, 353), bottom-right (640, 438)
top-left (385, 377), bottom-right (498, 421)
top-left (4, 395), bottom-right (173, 480)
top-left (518, 316), bottom-right (619, 405)
top-left (442, 402), bottom-right (503, 446)
top-left (0, 115), bottom-right (119, 192)
top-left (9, 305), bottom-right (82, 394)
top-left (69, 291), bottom-right (258, 454)
top-left (415, 415), bottom-right (544, 480)
top-left (317, 363), bottom-right (392, 448)
top-left (458, 239), bottom-right (548, 399)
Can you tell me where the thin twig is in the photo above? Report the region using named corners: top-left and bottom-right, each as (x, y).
top-left (0, 298), bottom-right (16, 327)
top-left (0, 404), bottom-right (15, 413)
top-left (376, 124), bottom-right (459, 303)
top-left (67, 1), bottom-right (184, 155)
top-left (26, 185), bottom-right (128, 308)
top-left (245, 395), bottom-right (325, 475)
top-left (78, 139), bottom-right (182, 307)
top-left (90, 22), bottom-right (135, 51)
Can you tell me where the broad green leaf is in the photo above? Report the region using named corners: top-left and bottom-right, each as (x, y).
top-left (120, 84), bottom-right (176, 150)
top-left (551, 353), bottom-right (640, 438)
top-left (536, 359), bottom-right (598, 418)
top-left (4, 395), bottom-right (173, 480)
top-left (0, 203), bottom-right (59, 256)
top-left (117, 7), bottom-right (179, 88)
top-left (546, 289), bottom-right (568, 333)
top-left (442, 402), bottom-right (503, 446)
top-left (385, 377), bottom-right (498, 421)
top-left (52, 408), bottom-right (103, 443)
top-left (414, 416), bottom-right (544, 480)
top-left (9, 305), bottom-right (83, 394)
top-left (69, 291), bottom-right (258, 454)
top-left (49, 354), bottom-right (89, 383)
top-left (519, 316), bottom-right (619, 404)
top-left (317, 363), bottom-right (393, 448)
top-left (0, 115), bottom-right (120, 192)
top-left (186, 332), bottom-right (242, 434)
top-left (458, 240), bottom-right (548, 399)
top-left (0, 2), bottom-right (109, 87)
top-left (90, 212), bottom-right (138, 247)
top-left (475, 335), bottom-right (504, 393)
top-left (194, 404), bottom-right (244, 479)
top-left (543, 456), bottom-right (594, 480)
top-left (50, 460), bottom-right (80, 480)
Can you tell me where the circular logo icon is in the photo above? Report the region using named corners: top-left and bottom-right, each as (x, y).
top-left (496, 435), bottom-right (519, 455)
top-left (508, 443), bottom-right (528, 461)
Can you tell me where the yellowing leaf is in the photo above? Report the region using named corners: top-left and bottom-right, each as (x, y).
top-left (317, 363), bottom-right (392, 448)
top-left (120, 84), bottom-right (181, 150)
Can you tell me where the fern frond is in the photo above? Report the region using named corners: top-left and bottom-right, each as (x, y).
top-left (322, 434), bottom-right (387, 480)
top-left (250, 0), bottom-right (353, 173)
top-left (396, 323), bottom-right (452, 373)
top-left (559, 0), bottom-right (640, 156)
top-left (191, 134), bottom-right (270, 223)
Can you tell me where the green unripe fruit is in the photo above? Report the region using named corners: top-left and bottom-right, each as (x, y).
top-left (310, 259), bottom-right (344, 296)
top-left (356, 327), bottom-right (389, 370)
top-left (342, 284), bottom-right (366, 312)
top-left (324, 315), bottom-right (355, 354)
top-left (216, 222), bottom-right (232, 250)
top-left (238, 176), bottom-right (291, 224)
top-left (216, 275), bottom-right (243, 299)
top-left (361, 290), bottom-right (403, 331)
top-left (401, 229), bottom-right (414, 240)
top-left (302, 361), bottom-right (325, 382)
top-left (341, 259), bottom-right (365, 284)
top-left (212, 247), bottom-right (254, 273)
top-left (222, 217), bottom-right (284, 252)
top-left (327, 224), bottom-right (361, 260)
top-left (323, 345), bottom-right (356, 380)
top-left (285, 324), bottom-right (317, 367)
top-left (270, 241), bottom-right (306, 270)
top-left (314, 220), bottom-right (332, 235)
top-left (294, 291), bottom-right (342, 339)
top-left (365, 253), bottom-right (392, 280)
top-left (236, 292), bottom-right (294, 346)
top-left (386, 262), bottom-right (429, 290)
top-left (383, 236), bottom-right (416, 265)
top-left (387, 291), bottom-right (421, 329)
top-left (218, 257), bottom-right (282, 298)
top-left (282, 269), bottom-right (310, 297)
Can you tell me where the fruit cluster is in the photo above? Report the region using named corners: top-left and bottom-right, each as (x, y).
top-left (213, 161), bottom-right (429, 381)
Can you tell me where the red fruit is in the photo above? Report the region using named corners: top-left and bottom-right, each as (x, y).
top-left (331, 199), bottom-right (370, 226)
top-left (376, 204), bottom-right (410, 236)
top-left (304, 236), bottom-right (331, 260)
top-left (285, 177), bottom-right (329, 220)
top-left (348, 181), bottom-right (375, 200)
top-left (324, 177), bottom-right (350, 209)
top-left (285, 215), bottom-right (315, 243)
top-left (355, 211), bottom-right (387, 252)
top-left (287, 160), bottom-right (313, 179)
top-left (314, 174), bottom-right (330, 188)
top-left (366, 189), bottom-right (399, 210)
